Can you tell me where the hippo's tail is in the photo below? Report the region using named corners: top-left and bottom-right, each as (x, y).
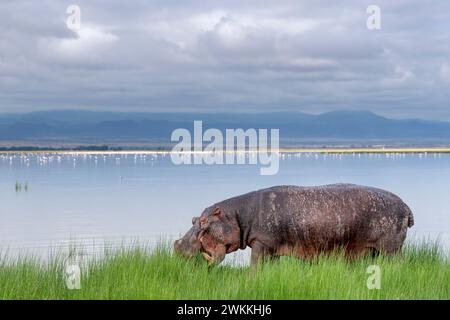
top-left (405, 204), bottom-right (414, 228)
top-left (408, 212), bottom-right (414, 228)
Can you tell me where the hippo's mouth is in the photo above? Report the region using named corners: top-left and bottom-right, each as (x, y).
top-left (201, 248), bottom-right (213, 262)
top-left (202, 252), bottom-right (213, 262)
top-left (202, 252), bottom-right (212, 262)
top-left (201, 243), bottom-right (233, 262)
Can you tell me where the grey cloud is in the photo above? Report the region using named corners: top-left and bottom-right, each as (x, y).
top-left (0, 0), bottom-right (449, 120)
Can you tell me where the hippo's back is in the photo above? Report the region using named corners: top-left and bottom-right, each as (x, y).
top-left (252, 184), bottom-right (412, 226)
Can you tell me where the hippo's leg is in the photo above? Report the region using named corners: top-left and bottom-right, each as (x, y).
top-left (344, 244), bottom-right (379, 260)
top-left (369, 247), bottom-right (380, 258)
top-left (372, 228), bottom-right (407, 256)
top-left (250, 241), bottom-right (276, 268)
top-left (375, 242), bottom-right (403, 256)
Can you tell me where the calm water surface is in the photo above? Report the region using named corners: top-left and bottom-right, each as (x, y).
top-left (1, 152), bottom-right (449, 263)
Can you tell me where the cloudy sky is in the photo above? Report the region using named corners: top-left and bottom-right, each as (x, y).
top-left (0, 0), bottom-right (449, 119)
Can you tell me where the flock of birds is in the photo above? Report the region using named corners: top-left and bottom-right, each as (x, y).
top-left (0, 151), bottom-right (443, 168)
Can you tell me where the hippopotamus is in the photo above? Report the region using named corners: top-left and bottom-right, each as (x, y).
top-left (174, 184), bottom-right (414, 266)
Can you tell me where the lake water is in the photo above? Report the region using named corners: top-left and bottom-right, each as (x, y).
top-left (1, 152), bottom-right (449, 263)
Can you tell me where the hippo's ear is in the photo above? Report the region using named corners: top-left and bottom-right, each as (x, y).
top-left (212, 207), bottom-right (223, 217)
top-left (192, 216), bottom-right (199, 225)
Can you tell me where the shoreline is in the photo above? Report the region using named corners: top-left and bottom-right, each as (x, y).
top-left (1, 147), bottom-right (450, 155)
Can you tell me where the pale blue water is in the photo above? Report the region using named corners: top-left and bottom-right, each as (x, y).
top-left (0, 152), bottom-right (449, 261)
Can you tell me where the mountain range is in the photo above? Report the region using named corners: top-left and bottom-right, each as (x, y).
top-left (1, 110), bottom-right (450, 146)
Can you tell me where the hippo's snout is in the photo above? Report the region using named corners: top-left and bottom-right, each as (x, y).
top-left (173, 237), bottom-right (200, 258)
top-left (175, 216), bottom-right (204, 258)
top-left (174, 239), bottom-right (183, 254)
top-left (173, 224), bottom-right (202, 258)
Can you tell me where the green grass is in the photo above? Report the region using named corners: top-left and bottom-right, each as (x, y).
top-left (0, 242), bottom-right (448, 300)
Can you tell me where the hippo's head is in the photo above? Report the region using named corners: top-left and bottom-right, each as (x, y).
top-left (174, 216), bottom-right (202, 258)
top-left (196, 207), bottom-right (241, 266)
top-left (174, 207), bottom-right (241, 266)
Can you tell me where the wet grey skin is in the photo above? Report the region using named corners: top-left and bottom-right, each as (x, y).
top-left (175, 184), bottom-right (414, 266)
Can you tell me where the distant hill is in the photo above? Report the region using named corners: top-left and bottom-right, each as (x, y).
top-left (1, 110), bottom-right (450, 146)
